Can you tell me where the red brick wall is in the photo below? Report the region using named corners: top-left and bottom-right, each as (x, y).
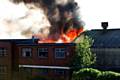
top-left (17, 44), bottom-right (75, 80)
top-left (0, 41), bottom-right (12, 80)
top-left (18, 44), bottom-right (75, 66)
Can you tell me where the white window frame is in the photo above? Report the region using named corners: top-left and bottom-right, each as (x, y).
top-left (38, 48), bottom-right (48, 58)
top-left (0, 48), bottom-right (7, 57)
top-left (55, 48), bottom-right (66, 59)
top-left (22, 48), bottom-right (32, 57)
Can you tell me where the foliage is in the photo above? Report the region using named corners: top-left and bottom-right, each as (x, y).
top-left (98, 71), bottom-right (120, 80)
top-left (70, 36), bottom-right (96, 69)
top-left (72, 68), bottom-right (120, 80)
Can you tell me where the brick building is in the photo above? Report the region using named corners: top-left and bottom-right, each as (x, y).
top-left (0, 39), bottom-right (75, 80)
top-left (0, 41), bottom-right (12, 80)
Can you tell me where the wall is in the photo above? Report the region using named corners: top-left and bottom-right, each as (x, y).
top-left (0, 40), bottom-right (75, 80)
top-left (0, 42), bottom-right (12, 80)
top-left (17, 44), bottom-right (75, 80)
top-left (92, 48), bottom-right (120, 70)
top-left (18, 44), bottom-right (75, 66)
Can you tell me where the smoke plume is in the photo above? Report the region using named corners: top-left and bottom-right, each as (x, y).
top-left (0, 0), bottom-right (51, 39)
top-left (0, 0), bottom-right (83, 41)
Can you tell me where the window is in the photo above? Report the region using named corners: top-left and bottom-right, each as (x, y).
top-left (55, 48), bottom-right (66, 59)
top-left (0, 65), bottom-right (7, 80)
top-left (0, 48), bottom-right (7, 56)
top-left (38, 48), bottom-right (48, 58)
top-left (22, 48), bottom-right (32, 57)
top-left (54, 69), bottom-right (65, 75)
top-left (34, 69), bottom-right (48, 75)
top-left (0, 65), bottom-right (7, 73)
top-left (0, 74), bottom-right (7, 80)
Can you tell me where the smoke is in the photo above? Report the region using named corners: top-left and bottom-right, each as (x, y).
top-left (40, 0), bottom-right (83, 39)
top-left (0, 0), bottom-right (51, 39)
top-left (0, 0), bottom-right (83, 39)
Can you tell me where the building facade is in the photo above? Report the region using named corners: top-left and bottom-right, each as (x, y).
top-left (0, 41), bottom-right (12, 80)
top-left (0, 39), bottom-right (75, 80)
top-left (2, 27), bottom-right (120, 80)
top-left (85, 29), bottom-right (120, 71)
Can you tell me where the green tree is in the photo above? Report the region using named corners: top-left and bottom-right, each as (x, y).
top-left (70, 36), bottom-right (96, 69)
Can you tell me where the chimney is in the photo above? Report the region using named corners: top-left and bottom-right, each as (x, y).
top-left (101, 22), bottom-right (108, 30)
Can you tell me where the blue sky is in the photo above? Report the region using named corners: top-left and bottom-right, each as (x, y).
top-left (76, 0), bottom-right (120, 30)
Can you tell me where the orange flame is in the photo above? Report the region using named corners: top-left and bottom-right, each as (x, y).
top-left (59, 27), bottom-right (84, 43)
top-left (34, 27), bottom-right (83, 43)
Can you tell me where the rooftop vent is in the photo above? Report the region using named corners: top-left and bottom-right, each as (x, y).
top-left (101, 22), bottom-right (108, 30)
top-left (32, 36), bottom-right (39, 44)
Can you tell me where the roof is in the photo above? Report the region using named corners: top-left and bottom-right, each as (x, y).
top-left (0, 39), bottom-right (37, 44)
top-left (85, 29), bottom-right (120, 48)
top-left (16, 43), bottom-right (76, 46)
top-left (0, 39), bottom-right (75, 46)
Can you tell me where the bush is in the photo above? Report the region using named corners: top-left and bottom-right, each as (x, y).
top-left (73, 68), bottom-right (120, 80)
top-left (98, 71), bottom-right (120, 80)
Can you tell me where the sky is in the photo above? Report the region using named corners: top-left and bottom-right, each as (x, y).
top-left (76, 0), bottom-right (120, 30)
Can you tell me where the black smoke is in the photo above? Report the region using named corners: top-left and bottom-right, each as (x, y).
top-left (41, 0), bottom-right (83, 34)
top-left (12, 0), bottom-right (83, 37)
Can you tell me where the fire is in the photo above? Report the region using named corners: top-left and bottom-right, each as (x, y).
top-left (35, 27), bottom-right (83, 43)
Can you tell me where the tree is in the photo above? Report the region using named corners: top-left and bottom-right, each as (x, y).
top-left (71, 36), bottom-right (120, 80)
top-left (70, 36), bottom-right (96, 69)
